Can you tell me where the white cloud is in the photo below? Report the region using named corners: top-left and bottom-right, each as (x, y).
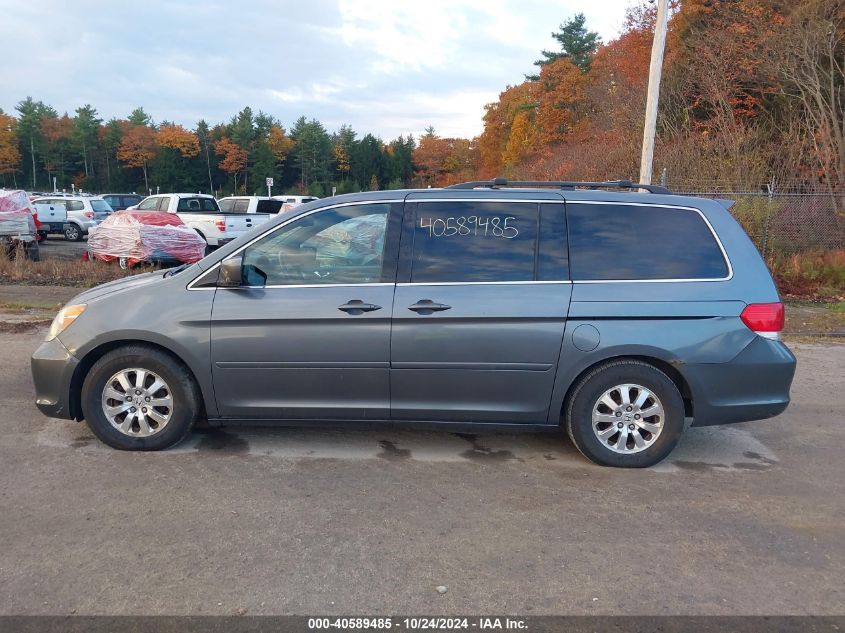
top-left (0, 0), bottom-right (636, 138)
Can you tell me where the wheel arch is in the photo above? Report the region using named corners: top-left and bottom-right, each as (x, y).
top-left (69, 339), bottom-right (208, 422)
top-left (558, 353), bottom-right (694, 423)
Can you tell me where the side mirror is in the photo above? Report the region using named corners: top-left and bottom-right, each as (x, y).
top-left (218, 255), bottom-right (244, 287)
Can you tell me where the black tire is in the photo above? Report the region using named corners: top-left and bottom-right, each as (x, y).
top-left (81, 345), bottom-right (201, 450)
top-left (64, 224), bottom-right (83, 241)
top-left (565, 360), bottom-right (685, 468)
top-left (38, 231), bottom-right (48, 241)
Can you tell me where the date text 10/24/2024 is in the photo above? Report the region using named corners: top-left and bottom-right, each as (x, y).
top-left (420, 216), bottom-right (520, 239)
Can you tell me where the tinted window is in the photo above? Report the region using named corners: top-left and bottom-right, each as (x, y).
top-left (538, 203), bottom-right (569, 281)
top-left (411, 202), bottom-right (538, 283)
top-left (568, 203), bottom-right (729, 280)
top-left (176, 197), bottom-right (219, 212)
top-left (242, 204), bottom-right (390, 286)
top-left (66, 200), bottom-right (84, 211)
top-left (256, 199), bottom-right (284, 214)
top-left (137, 197), bottom-right (159, 211)
top-left (218, 199), bottom-right (235, 213)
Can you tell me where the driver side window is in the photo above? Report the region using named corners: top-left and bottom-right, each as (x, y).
top-left (241, 203), bottom-right (390, 286)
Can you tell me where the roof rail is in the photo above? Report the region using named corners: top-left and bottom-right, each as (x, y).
top-left (446, 178), bottom-right (671, 194)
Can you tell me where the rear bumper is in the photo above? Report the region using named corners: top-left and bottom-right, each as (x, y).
top-left (687, 336), bottom-right (796, 426)
top-left (31, 336), bottom-right (78, 420)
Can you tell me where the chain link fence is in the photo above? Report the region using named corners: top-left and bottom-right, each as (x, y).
top-left (674, 189), bottom-right (845, 260)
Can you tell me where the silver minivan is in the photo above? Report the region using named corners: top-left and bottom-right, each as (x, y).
top-left (31, 180), bottom-right (796, 467)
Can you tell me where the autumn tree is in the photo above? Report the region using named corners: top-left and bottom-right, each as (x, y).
top-left (779, 0), bottom-right (845, 200)
top-left (117, 125), bottom-right (157, 192)
top-left (215, 137), bottom-right (248, 192)
top-left (40, 114), bottom-right (72, 188)
top-left (0, 112), bottom-right (21, 185)
top-left (157, 123), bottom-right (200, 157)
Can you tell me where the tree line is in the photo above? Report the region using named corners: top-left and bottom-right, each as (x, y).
top-left (1, 0), bottom-right (843, 199)
top-left (0, 103), bottom-right (427, 197)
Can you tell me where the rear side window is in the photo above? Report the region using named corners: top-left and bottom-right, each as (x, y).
top-left (177, 197), bottom-right (219, 212)
top-left (256, 199), bottom-right (284, 214)
top-left (410, 201), bottom-right (538, 283)
top-left (66, 200), bottom-right (84, 211)
top-left (567, 203), bottom-right (729, 280)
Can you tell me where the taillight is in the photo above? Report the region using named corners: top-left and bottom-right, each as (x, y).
top-left (83, 211), bottom-right (94, 219)
top-left (215, 219), bottom-right (226, 231)
top-left (740, 303), bottom-right (784, 340)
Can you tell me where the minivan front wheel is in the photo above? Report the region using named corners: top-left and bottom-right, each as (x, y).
top-left (565, 360), bottom-right (685, 468)
top-left (81, 346), bottom-right (200, 450)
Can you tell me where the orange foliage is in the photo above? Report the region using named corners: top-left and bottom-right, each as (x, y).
top-left (414, 135), bottom-right (477, 187)
top-left (41, 115), bottom-right (72, 144)
top-left (214, 137), bottom-right (248, 175)
top-left (117, 125), bottom-right (157, 169)
top-left (268, 125), bottom-right (294, 163)
top-left (0, 113), bottom-right (21, 175)
top-left (157, 123), bottom-right (200, 157)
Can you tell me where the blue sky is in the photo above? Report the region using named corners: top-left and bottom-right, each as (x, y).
top-left (0, 0), bottom-right (634, 139)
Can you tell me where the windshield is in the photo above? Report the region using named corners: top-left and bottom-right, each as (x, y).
top-left (91, 200), bottom-right (112, 212)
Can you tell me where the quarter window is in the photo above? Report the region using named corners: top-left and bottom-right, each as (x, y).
top-left (410, 202), bottom-right (538, 283)
top-left (567, 203), bottom-right (729, 280)
top-left (136, 197), bottom-right (159, 211)
top-left (241, 204), bottom-right (391, 286)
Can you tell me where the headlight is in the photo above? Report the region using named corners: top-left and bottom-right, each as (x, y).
top-left (46, 304), bottom-right (86, 341)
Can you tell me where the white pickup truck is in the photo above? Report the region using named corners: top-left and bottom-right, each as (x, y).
top-left (218, 196), bottom-right (285, 215)
top-left (131, 193), bottom-right (272, 248)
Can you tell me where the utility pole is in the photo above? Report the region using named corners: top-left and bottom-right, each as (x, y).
top-left (638, 0), bottom-right (670, 185)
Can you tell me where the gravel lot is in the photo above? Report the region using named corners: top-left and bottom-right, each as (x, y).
top-left (0, 328), bottom-right (843, 615)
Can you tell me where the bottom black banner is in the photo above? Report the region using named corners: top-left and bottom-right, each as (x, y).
top-left (0, 616), bottom-right (843, 633)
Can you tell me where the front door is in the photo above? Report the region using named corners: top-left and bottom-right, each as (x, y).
top-left (390, 199), bottom-right (572, 424)
top-left (210, 201), bottom-right (401, 420)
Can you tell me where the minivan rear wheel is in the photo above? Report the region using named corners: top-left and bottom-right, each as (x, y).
top-left (565, 360), bottom-right (685, 468)
top-left (81, 346), bottom-right (200, 450)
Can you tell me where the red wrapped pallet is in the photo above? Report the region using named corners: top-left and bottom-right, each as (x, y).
top-left (0, 190), bottom-right (37, 236)
top-left (87, 211), bottom-right (206, 266)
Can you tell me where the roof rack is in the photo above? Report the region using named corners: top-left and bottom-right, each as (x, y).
top-left (446, 178), bottom-right (671, 194)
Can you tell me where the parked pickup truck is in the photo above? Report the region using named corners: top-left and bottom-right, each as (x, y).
top-left (131, 193), bottom-right (271, 248)
top-left (218, 196), bottom-right (285, 215)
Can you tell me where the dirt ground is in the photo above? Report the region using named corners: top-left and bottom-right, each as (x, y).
top-left (0, 323), bottom-right (844, 614)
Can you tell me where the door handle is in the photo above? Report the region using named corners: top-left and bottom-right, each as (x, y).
top-left (408, 299), bottom-right (452, 315)
top-left (338, 300), bottom-right (382, 315)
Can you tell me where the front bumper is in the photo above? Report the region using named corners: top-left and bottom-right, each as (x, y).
top-left (31, 336), bottom-right (79, 420)
top-left (687, 336), bottom-right (796, 426)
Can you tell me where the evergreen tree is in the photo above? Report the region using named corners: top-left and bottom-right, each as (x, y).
top-left (128, 107), bottom-right (153, 127)
top-left (527, 13), bottom-right (600, 79)
top-left (15, 97), bottom-right (56, 189)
